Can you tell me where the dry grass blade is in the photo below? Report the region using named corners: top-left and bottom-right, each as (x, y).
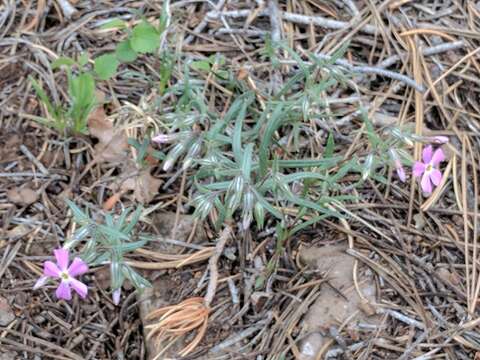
top-left (126, 247), bottom-right (214, 270)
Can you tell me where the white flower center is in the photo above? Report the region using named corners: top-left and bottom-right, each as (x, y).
top-left (60, 271), bottom-right (70, 281)
top-left (426, 164), bottom-right (433, 173)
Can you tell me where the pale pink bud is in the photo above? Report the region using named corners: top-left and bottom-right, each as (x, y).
top-left (112, 288), bottom-right (121, 305)
top-left (432, 136), bottom-right (448, 144)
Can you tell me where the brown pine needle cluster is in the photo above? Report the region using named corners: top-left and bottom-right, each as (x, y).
top-left (145, 297), bottom-right (210, 358)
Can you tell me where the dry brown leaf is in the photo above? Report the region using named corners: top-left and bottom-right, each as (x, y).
top-left (120, 168), bottom-right (162, 204)
top-left (88, 107), bottom-right (129, 163)
top-left (7, 188), bottom-right (38, 206)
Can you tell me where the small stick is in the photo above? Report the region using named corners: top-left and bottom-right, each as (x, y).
top-left (206, 9), bottom-right (377, 34)
top-left (267, 0), bottom-right (283, 94)
top-left (185, 0), bottom-right (226, 44)
top-left (378, 40), bottom-right (465, 69)
top-left (313, 54), bottom-right (425, 92)
top-left (55, 0), bottom-right (77, 19)
top-left (204, 226), bottom-right (232, 306)
top-left (20, 145), bottom-right (49, 175)
top-left (341, 0), bottom-right (359, 16)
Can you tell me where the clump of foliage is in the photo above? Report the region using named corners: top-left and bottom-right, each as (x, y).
top-left (64, 200), bottom-right (151, 296)
top-left (30, 9), bottom-right (169, 135)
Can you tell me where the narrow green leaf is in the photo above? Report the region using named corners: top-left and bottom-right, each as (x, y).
top-left (123, 207), bottom-right (142, 234)
top-left (65, 199), bottom-right (89, 224)
top-left (51, 57), bottom-right (76, 69)
top-left (97, 224), bottom-right (130, 241)
top-left (191, 60), bottom-right (211, 72)
top-left (232, 99), bottom-right (248, 163)
top-left (241, 143), bottom-right (254, 180)
top-left (251, 189), bottom-right (283, 219)
top-left (100, 18), bottom-right (127, 30)
top-left (78, 52), bottom-right (89, 67)
top-left (259, 103), bottom-right (284, 177)
top-left (324, 131), bottom-right (335, 159)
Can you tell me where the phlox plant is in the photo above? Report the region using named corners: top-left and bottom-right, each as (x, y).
top-left (34, 200), bottom-right (151, 304)
top-left (148, 42), bottom-right (448, 289)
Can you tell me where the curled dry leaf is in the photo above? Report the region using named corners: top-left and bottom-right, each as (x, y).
top-left (120, 168), bottom-right (162, 204)
top-left (7, 187), bottom-right (38, 206)
top-left (88, 107), bottom-right (129, 163)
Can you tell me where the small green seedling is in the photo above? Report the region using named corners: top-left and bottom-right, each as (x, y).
top-left (30, 55), bottom-right (96, 134)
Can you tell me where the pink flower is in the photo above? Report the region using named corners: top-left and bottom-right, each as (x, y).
top-left (413, 145), bottom-right (445, 194)
top-left (33, 248), bottom-right (89, 301)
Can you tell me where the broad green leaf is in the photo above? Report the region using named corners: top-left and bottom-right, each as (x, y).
top-left (115, 40), bottom-right (138, 63)
top-left (130, 21), bottom-right (160, 54)
top-left (94, 53), bottom-right (120, 80)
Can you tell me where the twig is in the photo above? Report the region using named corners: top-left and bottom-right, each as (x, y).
top-left (267, 0), bottom-right (283, 94)
top-left (377, 308), bottom-right (425, 329)
top-left (204, 226), bottom-right (232, 306)
top-left (20, 144), bottom-right (49, 175)
top-left (267, 0), bottom-right (282, 42)
top-left (55, 0), bottom-right (77, 19)
top-left (206, 9), bottom-right (377, 34)
top-left (185, 0), bottom-right (226, 44)
top-left (378, 40), bottom-right (465, 69)
top-left (322, 56), bottom-right (426, 92)
top-left (341, 0), bottom-right (359, 16)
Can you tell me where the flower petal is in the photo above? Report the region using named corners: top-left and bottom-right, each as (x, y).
top-left (70, 278), bottom-right (88, 299)
top-left (68, 258), bottom-right (88, 277)
top-left (421, 172), bottom-right (432, 194)
top-left (396, 167), bottom-right (406, 182)
top-left (422, 145), bottom-right (433, 163)
top-left (54, 248), bottom-right (69, 271)
top-left (431, 148), bottom-right (445, 166)
top-left (433, 136), bottom-right (449, 144)
top-left (44, 261), bottom-right (61, 277)
top-left (33, 276), bottom-right (48, 290)
top-left (56, 281), bottom-right (72, 300)
top-left (430, 169), bottom-right (442, 186)
top-left (412, 162), bottom-right (426, 177)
